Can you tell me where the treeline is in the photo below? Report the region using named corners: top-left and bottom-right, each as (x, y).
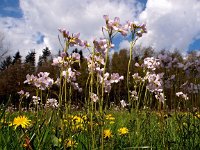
top-left (1, 46), bottom-right (200, 110)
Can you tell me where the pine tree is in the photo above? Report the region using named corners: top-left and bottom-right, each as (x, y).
top-left (0, 55), bottom-right (12, 71)
top-left (38, 47), bottom-right (51, 66)
top-left (12, 51), bottom-right (22, 64)
top-left (25, 50), bottom-right (36, 73)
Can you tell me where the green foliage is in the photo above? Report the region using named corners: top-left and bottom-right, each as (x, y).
top-left (1, 109), bottom-right (200, 149)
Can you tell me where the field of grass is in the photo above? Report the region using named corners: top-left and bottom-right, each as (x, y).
top-left (1, 107), bottom-right (200, 149)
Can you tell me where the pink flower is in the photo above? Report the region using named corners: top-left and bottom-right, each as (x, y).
top-left (120, 100), bottom-right (127, 108)
top-left (45, 98), bottom-right (59, 108)
top-left (90, 93), bottom-right (99, 102)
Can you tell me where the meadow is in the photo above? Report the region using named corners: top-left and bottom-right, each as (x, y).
top-left (1, 15), bottom-right (200, 149)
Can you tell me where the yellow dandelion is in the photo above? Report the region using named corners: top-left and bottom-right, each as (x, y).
top-left (11, 116), bottom-right (31, 129)
top-left (105, 114), bottom-right (115, 121)
top-left (104, 129), bottom-right (112, 139)
top-left (118, 127), bottom-right (129, 135)
top-left (65, 138), bottom-right (77, 148)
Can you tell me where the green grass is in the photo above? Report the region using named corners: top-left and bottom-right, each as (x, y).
top-left (1, 108), bottom-right (200, 150)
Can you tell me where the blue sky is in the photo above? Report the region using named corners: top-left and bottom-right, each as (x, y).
top-left (0, 0), bottom-right (200, 57)
top-left (0, 0), bottom-right (22, 18)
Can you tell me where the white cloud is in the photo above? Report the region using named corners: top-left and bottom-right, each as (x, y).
top-left (0, 0), bottom-right (143, 59)
top-left (2, 0), bottom-right (200, 60)
top-left (119, 40), bottom-right (130, 50)
top-left (138, 0), bottom-right (200, 53)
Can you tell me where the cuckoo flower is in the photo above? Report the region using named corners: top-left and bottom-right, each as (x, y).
top-left (87, 54), bottom-right (105, 72)
top-left (45, 98), bottom-right (59, 108)
top-left (90, 93), bottom-right (99, 103)
top-left (18, 90), bottom-right (30, 99)
top-left (62, 68), bottom-right (79, 82)
top-left (32, 96), bottom-right (41, 105)
top-left (71, 82), bottom-right (82, 92)
top-left (120, 100), bottom-right (128, 108)
top-left (103, 15), bottom-right (128, 37)
top-left (143, 57), bottom-right (160, 71)
top-left (98, 72), bottom-right (124, 93)
top-left (59, 29), bottom-right (86, 48)
top-left (126, 21), bottom-right (147, 37)
top-left (93, 38), bottom-right (114, 56)
top-left (24, 72), bottom-right (54, 90)
top-left (176, 92), bottom-right (189, 100)
top-left (103, 15), bottom-right (121, 31)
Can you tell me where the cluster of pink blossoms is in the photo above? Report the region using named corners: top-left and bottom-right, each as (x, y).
top-left (24, 72), bottom-right (54, 90)
top-left (143, 58), bottom-right (165, 103)
top-left (90, 93), bottom-right (99, 103)
top-left (87, 54), bottom-right (105, 73)
top-left (133, 57), bottom-right (165, 103)
top-left (103, 15), bottom-right (147, 37)
top-left (17, 90), bottom-right (30, 99)
top-left (52, 52), bottom-right (81, 67)
top-left (58, 29), bottom-right (90, 48)
top-left (143, 57), bottom-right (160, 71)
top-left (93, 38), bottom-right (114, 56)
top-left (45, 98), bottom-right (59, 108)
top-left (99, 72), bottom-right (124, 93)
top-left (52, 52), bottom-right (82, 92)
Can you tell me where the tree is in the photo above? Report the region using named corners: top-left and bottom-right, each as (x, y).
top-left (0, 55), bottom-right (12, 71)
top-left (38, 47), bottom-right (51, 66)
top-left (12, 51), bottom-right (22, 64)
top-left (25, 50), bottom-right (36, 73)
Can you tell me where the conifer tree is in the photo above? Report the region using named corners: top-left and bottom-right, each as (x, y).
top-left (38, 47), bottom-right (51, 66)
top-left (0, 55), bottom-right (12, 71)
top-left (25, 50), bottom-right (36, 73)
top-left (12, 51), bottom-right (22, 64)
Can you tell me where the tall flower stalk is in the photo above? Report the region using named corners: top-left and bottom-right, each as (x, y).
top-left (126, 22), bottom-right (147, 110)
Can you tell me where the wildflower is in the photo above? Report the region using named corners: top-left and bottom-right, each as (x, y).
top-left (45, 98), bottom-right (59, 108)
top-left (66, 115), bottom-right (86, 131)
top-left (135, 62), bottom-right (140, 67)
top-left (130, 90), bottom-right (138, 100)
top-left (18, 90), bottom-right (30, 99)
top-left (93, 38), bottom-right (113, 56)
top-left (52, 56), bottom-right (66, 67)
top-left (105, 114), bottom-right (115, 124)
top-left (98, 72), bottom-right (123, 93)
top-left (59, 29), bottom-right (84, 47)
top-left (24, 72), bottom-right (54, 90)
top-left (90, 93), bottom-right (99, 102)
top-left (118, 127), bottom-right (129, 135)
top-left (145, 72), bottom-right (164, 93)
top-left (71, 82), bottom-right (82, 92)
top-left (132, 73), bottom-right (143, 82)
top-left (65, 138), bottom-right (77, 148)
top-left (104, 129), bottom-right (112, 139)
top-left (143, 57), bottom-right (160, 71)
top-left (11, 116), bottom-right (31, 129)
top-left (32, 96), bottom-right (40, 105)
top-left (126, 21), bottom-right (147, 37)
top-left (71, 52), bottom-right (80, 60)
top-left (87, 54), bottom-right (105, 72)
top-left (120, 100), bottom-right (128, 108)
top-left (24, 74), bottom-right (36, 84)
top-left (110, 73), bottom-right (124, 83)
top-left (176, 92), bottom-right (189, 100)
top-left (155, 92), bottom-right (166, 103)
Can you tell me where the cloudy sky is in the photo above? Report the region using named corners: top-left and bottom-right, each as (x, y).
top-left (0, 0), bottom-right (200, 58)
